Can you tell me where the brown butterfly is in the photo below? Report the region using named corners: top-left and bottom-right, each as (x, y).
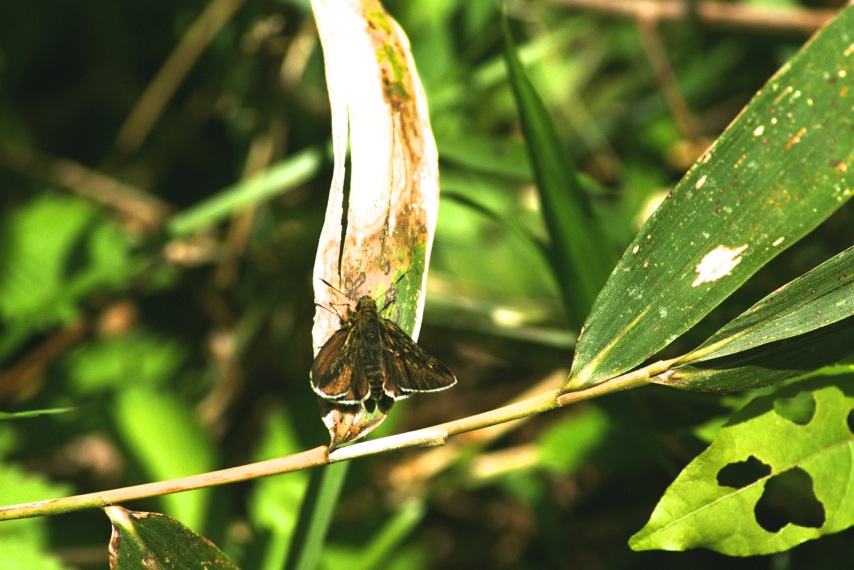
top-left (311, 294), bottom-right (457, 412)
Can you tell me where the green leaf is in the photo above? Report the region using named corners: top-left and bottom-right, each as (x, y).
top-left (662, 318), bottom-right (854, 393)
top-left (106, 506), bottom-right (238, 569)
top-left (0, 539), bottom-right (72, 570)
top-left (0, 194), bottom-right (91, 323)
top-left (352, 500), bottom-right (426, 570)
top-left (284, 463), bottom-right (349, 570)
top-left (630, 378), bottom-right (854, 555)
top-left (442, 190), bottom-right (550, 268)
top-left (112, 389), bottom-right (216, 532)
top-left (503, 18), bottom-right (615, 321)
top-left (537, 407), bottom-right (610, 473)
top-left (656, 245), bottom-right (854, 392)
top-left (678, 245), bottom-right (854, 364)
top-left (0, 462), bottom-right (72, 570)
top-left (566, 7), bottom-right (854, 390)
top-left (166, 146), bottom-right (323, 238)
top-left (0, 408), bottom-right (76, 421)
top-left (247, 405), bottom-right (309, 570)
top-left (668, 318), bottom-right (854, 392)
top-left (66, 331), bottom-right (187, 393)
top-left (436, 132), bottom-right (532, 180)
top-left (0, 194), bottom-right (130, 327)
top-left (0, 194), bottom-right (138, 363)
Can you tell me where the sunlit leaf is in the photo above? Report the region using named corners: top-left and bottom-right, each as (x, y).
top-left (112, 389), bottom-right (216, 531)
top-left (663, 317), bottom-right (854, 393)
top-left (631, 378), bottom-right (854, 555)
top-left (248, 406), bottom-right (310, 569)
top-left (677, 245), bottom-right (854, 364)
top-left (566, 7), bottom-right (854, 390)
top-left (655, 246), bottom-right (854, 392)
top-left (0, 463), bottom-right (72, 570)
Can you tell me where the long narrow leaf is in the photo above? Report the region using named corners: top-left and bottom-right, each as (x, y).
top-left (167, 147), bottom-right (323, 238)
top-left (664, 317), bottom-right (854, 393)
top-left (678, 245), bottom-right (854, 364)
top-left (284, 463), bottom-right (349, 570)
top-left (566, 7), bottom-right (854, 390)
top-left (503, 18), bottom-right (615, 322)
top-left (310, 0), bottom-right (443, 445)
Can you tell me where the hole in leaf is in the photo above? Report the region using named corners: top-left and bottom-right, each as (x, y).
top-left (755, 467), bottom-right (824, 533)
top-left (847, 408), bottom-right (854, 435)
top-left (717, 456), bottom-right (771, 488)
top-left (773, 391), bottom-right (816, 425)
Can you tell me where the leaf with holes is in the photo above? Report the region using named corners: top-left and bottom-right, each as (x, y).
top-left (630, 377), bottom-right (854, 555)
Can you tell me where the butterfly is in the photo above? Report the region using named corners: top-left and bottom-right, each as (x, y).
top-left (311, 294), bottom-right (457, 412)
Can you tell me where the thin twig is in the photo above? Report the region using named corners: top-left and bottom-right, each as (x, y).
top-left (0, 143), bottom-right (172, 232)
top-left (636, 16), bottom-right (700, 145)
top-left (113, 0), bottom-right (245, 156)
top-left (0, 320), bottom-right (89, 401)
top-left (547, 0), bottom-right (837, 35)
top-left (386, 369), bottom-right (567, 490)
top-left (0, 363), bottom-right (662, 522)
top-left (0, 447), bottom-right (328, 521)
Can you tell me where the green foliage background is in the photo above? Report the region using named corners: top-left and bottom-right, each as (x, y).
top-left (0, 0), bottom-right (851, 568)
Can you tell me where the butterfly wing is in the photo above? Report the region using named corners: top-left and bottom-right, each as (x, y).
top-left (379, 320), bottom-right (456, 400)
top-left (311, 328), bottom-right (370, 403)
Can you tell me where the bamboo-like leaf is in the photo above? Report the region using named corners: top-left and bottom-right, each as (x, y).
top-left (663, 317), bottom-right (854, 393)
top-left (566, 7), bottom-right (854, 391)
top-left (283, 463), bottom-right (349, 570)
top-left (630, 379), bottom-right (854, 555)
top-left (646, 246), bottom-right (854, 392)
top-left (166, 147), bottom-right (323, 238)
top-left (113, 389), bottom-right (216, 532)
top-left (310, 0), bottom-right (442, 444)
top-left (106, 506), bottom-right (237, 569)
top-left (675, 245), bottom-right (854, 364)
top-left (247, 406), bottom-right (310, 568)
top-left (295, 2), bottom-right (441, 568)
top-left (503, 18), bottom-right (615, 322)
top-left (0, 407), bottom-right (76, 421)
top-left (352, 500), bottom-right (426, 570)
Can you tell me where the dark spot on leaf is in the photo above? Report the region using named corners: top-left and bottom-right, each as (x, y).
top-left (755, 467), bottom-right (824, 532)
top-left (773, 391), bottom-right (816, 425)
top-left (717, 456), bottom-right (771, 488)
top-left (847, 408), bottom-right (854, 435)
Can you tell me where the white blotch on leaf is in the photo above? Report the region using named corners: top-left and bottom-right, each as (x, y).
top-left (692, 244), bottom-right (749, 287)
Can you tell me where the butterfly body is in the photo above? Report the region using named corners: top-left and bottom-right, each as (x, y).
top-left (311, 296), bottom-right (456, 409)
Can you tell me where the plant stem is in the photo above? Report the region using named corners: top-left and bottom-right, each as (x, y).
top-left (0, 360), bottom-right (670, 521)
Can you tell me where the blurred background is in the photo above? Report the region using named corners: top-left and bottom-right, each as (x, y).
top-left (0, 0), bottom-right (852, 568)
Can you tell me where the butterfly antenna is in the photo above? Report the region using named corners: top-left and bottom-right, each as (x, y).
top-left (314, 301), bottom-right (347, 321)
top-left (319, 278), bottom-right (348, 297)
